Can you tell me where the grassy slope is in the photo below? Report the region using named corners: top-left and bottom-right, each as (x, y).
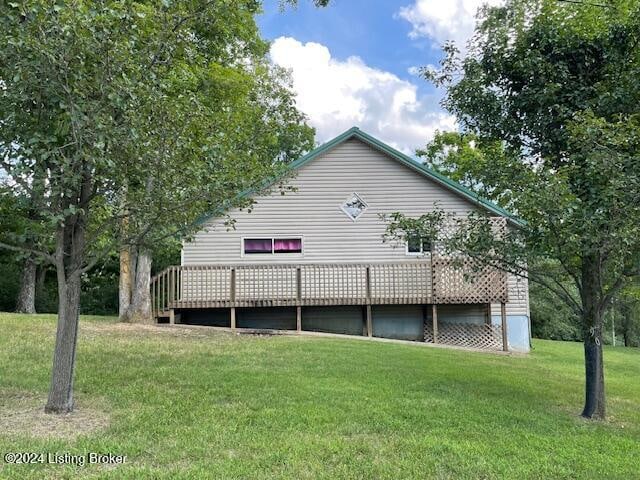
top-left (0, 313), bottom-right (638, 479)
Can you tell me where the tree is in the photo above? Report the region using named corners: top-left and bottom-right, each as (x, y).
top-left (282, 0), bottom-right (332, 6)
top-left (14, 184), bottom-right (49, 314)
top-left (0, 190), bottom-right (31, 310)
top-left (388, 0), bottom-right (640, 419)
top-left (0, 172), bottom-right (52, 313)
top-left (0, 0), bottom-right (312, 413)
top-left (114, 0), bottom-right (328, 323)
top-left (417, 131), bottom-right (587, 343)
top-left (115, 38), bottom-right (314, 325)
top-left (15, 257), bottom-right (37, 313)
top-left (614, 283), bottom-right (640, 347)
top-left (530, 277), bottom-right (582, 341)
top-left (415, 131), bottom-right (520, 210)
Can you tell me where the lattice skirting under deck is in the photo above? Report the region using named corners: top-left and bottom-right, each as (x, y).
top-left (424, 322), bottom-right (504, 350)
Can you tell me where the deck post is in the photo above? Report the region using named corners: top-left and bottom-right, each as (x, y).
top-left (170, 267), bottom-right (175, 309)
top-left (365, 265), bottom-right (372, 301)
top-left (365, 266), bottom-right (372, 337)
top-left (169, 309), bottom-right (175, 325)
top-left (230, 267), bottom-right (236, 331)
top-left (501, 302), bottom-right (508, 351)
top-left (485, 303), bottom-right (491, 324)
top-left (152, 276), bottom-right (156, 320)
top-left (432, 304), bottom-right (438, 344)
top-left (296, 267), bottom-right (302, 332)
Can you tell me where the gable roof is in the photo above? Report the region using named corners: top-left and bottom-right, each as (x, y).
top-left (198, 126), bottom-right (523, 227)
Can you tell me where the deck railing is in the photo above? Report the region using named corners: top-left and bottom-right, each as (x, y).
top-left (151, 258), bottom-right (508, 318)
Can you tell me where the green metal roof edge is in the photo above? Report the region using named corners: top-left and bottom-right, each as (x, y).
top-left (196, 126), bottom-right (523, 227)
top-left (347, 128), bottom-right (524, 226)
top-left (194, 127), bottom-right (362, 227)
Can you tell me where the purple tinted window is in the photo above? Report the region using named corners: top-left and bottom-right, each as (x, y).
top-left (244, 238), bottom-right (272, 254)
top-left (274, 238), bottom-right (302, 253)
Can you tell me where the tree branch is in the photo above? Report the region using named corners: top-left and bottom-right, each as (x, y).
top-left (0, 241), bottom-right (56, 265)
top-left (556, 0), bottom-right (615, 9)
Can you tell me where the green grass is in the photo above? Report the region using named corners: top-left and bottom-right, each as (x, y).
top-left (0, 313), bottom-right (638, 479)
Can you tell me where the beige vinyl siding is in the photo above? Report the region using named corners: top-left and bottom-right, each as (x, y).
top-left (182, 138), bottom-right (529, 317)
top-left (183, 139), bottom-right (475, 263)
top-left (492, 273), bottom-right (530, 317)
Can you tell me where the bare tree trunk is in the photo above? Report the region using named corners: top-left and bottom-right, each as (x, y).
top-left (118, 205), bottom-right (134, 320)
top-left (45, 218), bottom-right (86, 414)
top-left (130, 247), bottom-right (138, 290)
top-left (45, 270), bottom-right (81, 414)
top-left (581, 256), bottom-right (606, 419)
top-left (582, 327), bottom-right (605, 418)
top-left (16, 256), bottom-right (37, 314)
top-left (122, 250), bottom-right (153, 324)
top-left (118, 246), bottom-right (132, 319)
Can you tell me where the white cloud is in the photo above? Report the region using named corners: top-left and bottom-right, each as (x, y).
top-left (398, 0), bottom-right (504, 49)
top-left (270, 37), bottom-right (456, 154)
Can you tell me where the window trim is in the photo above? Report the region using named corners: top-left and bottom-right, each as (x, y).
top-left (241, 236), bottom-right (304, 257)
top-left (340, 192), bottom-right (368, 222)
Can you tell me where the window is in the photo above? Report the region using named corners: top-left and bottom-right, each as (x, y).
top-left (341, 193), bottom-right (367, 221)
top-left (244, 238), bottom-right (273, 254)
top-left (274, 238), bottom-right (302, 253)
top-left (243, 237), bottom-right (302, 255)
top-left (406, 236), bottom-right (432, 255)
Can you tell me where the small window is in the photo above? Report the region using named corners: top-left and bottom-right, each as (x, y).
top-left (274, 238), bottom-right (302, 253)
top-left (244, 238), bottom-right (273, 254)
top-left (407, 236), bottom-right (432, 255)
top-left (243, 237), bottom-right (303, 255)
top-left (341, 193), bottom-right (367, 221)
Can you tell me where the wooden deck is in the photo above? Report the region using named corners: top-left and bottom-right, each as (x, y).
top-left (152, 258), bottom-right (508, 315)
top-left (151, 258), bottom-right (510, 352)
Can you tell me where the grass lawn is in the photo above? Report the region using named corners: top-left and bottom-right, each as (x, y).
top-left (0, 313), bottom-right (638, 479)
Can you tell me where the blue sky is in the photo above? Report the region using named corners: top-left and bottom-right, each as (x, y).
top-left (257, 0), bottom-right (499, 153)
top-left (259, 0), bottom-right (438, 91)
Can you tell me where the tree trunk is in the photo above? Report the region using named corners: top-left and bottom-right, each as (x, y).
top-left (580, 256), bottom-right (606, 419)
top-left (45, 270), bottom-right (82, 414)
top-left (582, 328), bottom-right (606, 418)
top-left (130, 247), bottom-right (138, 290)
top-left (123, 250), bottom-right (153, 324)
top-left (15, 256), bottom-right (37, 314)
top-left (118, 246), bottom-right (132, 319)
top-left (44, 161), bottom-right (93, 414)
top-left (45, 216), bottom-right (86, 414)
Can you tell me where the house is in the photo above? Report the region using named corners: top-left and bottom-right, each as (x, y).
top-left (152, 127), bottom-right (531, 353)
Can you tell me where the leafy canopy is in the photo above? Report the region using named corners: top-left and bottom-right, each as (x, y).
top-left (387, 0), bottom-right (640, 419)
top-left (402, 0), bottom-right (640, 318)
top-left (0, 0), bottom-right (314, 270)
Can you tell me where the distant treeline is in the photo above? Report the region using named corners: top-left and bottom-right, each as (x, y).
top-left (0, 245), bottom-right (180, 316)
